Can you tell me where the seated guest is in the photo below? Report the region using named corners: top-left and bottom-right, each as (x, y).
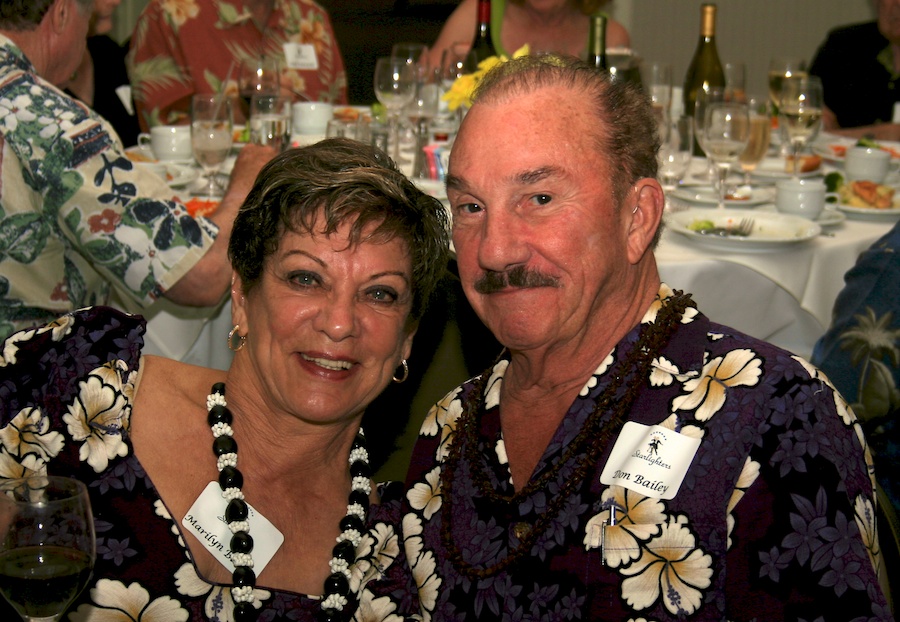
top-left (427, 0), bottom-right (630, 68)
top-left (0, 139), bottom-right (450, 621)
top-left (402, 54), bottom-right (892, 620)
top-left (810, 0), bottom-right (900, 141)
top-left (0, 0), bottom-right (275, 341)
top-left (66, 0), bottom-right (140, 147)
top-left (127, 0), bottom-right (347, 130)
top-left (812, 219), bottom-right (900, 518)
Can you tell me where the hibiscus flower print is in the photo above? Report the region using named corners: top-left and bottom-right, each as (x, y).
top-left (0, 93), bottom-right (36, 132)
top-left (88, 208), bottom-right (121, 233)
top-left (671, 348), bottom-right (762, 420)
top-left (352, 521), bottom-right (400, 592)
top-left (161, 0), bottom-right (200, 27)
top-left (583, 487), bottom-right (666, 568)
top-left (618, 514), bottom-right (713, 615)
top-left (70, 578), bottom-right (190, 621)
top-left (355, 590), bottom-right (406, 622)
top-left (407, 466), bottom-right (442, 520)
top-left (0, 406), bottom-right (64, 469)
top-left (62, 361), bottom-right (131, 473)
top-left (174, 562), bottom-right (269, 621)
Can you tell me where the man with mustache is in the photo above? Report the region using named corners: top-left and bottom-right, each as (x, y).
top-left (401, 54), bottom-right (894, 620)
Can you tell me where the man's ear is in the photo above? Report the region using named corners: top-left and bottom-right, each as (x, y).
top-left (626, 179), bottom-right (665, 264)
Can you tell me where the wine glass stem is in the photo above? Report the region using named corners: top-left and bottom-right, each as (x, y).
top-left (717, 165), bottom-right (728, 209)
top-left (792, 142), bottom-right (801, 178)
top-left (389, 113), bottom-right (402, 163)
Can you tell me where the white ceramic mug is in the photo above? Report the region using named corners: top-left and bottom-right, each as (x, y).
top-left (138, 125), bottom-right (192, 162)
top-left (291, 102), bottom-right (334, 136)
top-left (844, 146), bottom-right (891, 183)
top-left (775, 178), bottom-right (837, 220)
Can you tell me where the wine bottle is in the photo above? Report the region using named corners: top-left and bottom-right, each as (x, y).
top-left (587, 13), bottom-right (608, 71)
top-left (469, 0), bottom-right (497, 66)
top-left (682, 3), bottom-right (725, 118)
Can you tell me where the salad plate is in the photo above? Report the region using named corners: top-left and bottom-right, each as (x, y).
top-left (670, 187), bottom-right (774, 207)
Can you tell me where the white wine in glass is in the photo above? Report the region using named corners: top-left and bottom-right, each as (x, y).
top-left (767, 58), bottom-right (807, 112)
top-left (0, 476), bottom-right (95, 622)
top-left (738, 95), bottom-right (772, 184)
top-left (779, 75), bottom-right (823, 177)
top-left (191, 94), bottom-right (233, 198)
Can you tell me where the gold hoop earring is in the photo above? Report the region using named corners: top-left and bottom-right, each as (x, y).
top-left (392, 359), bottom-right (409, 383)
top-left (227, 324), bottom-right (246, 352)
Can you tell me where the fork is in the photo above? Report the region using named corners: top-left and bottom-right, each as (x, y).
top-left (734, 218), bottom-right (754, 236)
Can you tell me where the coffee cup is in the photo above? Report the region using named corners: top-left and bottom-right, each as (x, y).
top-left (291, 102), bottom-right (334, 136)
top-left (775, 178), bottom-right (837, 220)
top-left (844, 146), bottom-right (891, 183)
top-left (138, 125), bottom-right (192, 162)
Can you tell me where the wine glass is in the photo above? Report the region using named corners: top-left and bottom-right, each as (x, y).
top-left (238, 56), bottom-right (280, 121)
top-left (0, 476), bottom-right (95, 622)
top-left (191, 94), bottom-right (234, 198)
top-left (738, 95), bottom-right (772, 185)
top-left (779, 74), bottom-right (823, 178)
top-left (645, 62), bottom-right (672, 141)
top-left (767, 57), bottom-right (807, 112)
top-left (693, 86), bottom-right (726, 181)
top-left (703, 102), bottom-right (750, 209)
top-left (249, 94), bottom-right (290, 152)
top-left (373, 56), bottom-right (416, 163)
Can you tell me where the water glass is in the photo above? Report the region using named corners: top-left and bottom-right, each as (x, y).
top-left (249, 94), bottom-right (290, 151)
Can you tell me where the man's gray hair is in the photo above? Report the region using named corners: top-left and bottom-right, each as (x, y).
top-left (0, 0), bottom-right (93, 32)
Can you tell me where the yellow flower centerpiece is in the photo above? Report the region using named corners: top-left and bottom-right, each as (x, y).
top-left (442, 45), bottom-right (531, 111)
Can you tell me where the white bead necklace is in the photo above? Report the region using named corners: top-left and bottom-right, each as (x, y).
top-left (206, 383), bottom-right (371, 621)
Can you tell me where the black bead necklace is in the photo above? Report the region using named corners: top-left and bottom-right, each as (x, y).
top-left (207, 383), bottom-right (371, 622)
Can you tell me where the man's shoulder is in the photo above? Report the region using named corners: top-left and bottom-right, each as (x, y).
top-left (823, 21), bottom-right (885, 46)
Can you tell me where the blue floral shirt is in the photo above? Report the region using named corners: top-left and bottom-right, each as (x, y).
top-left (812, 219), bottom-right (900, 517)
top-left (0, 35), bottom-right (219, 340)
top-left (403, 285), bottom-right (893, 621)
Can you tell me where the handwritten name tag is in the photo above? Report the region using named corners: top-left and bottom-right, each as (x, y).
top-left (182, 482), bottom-right (284, 573)
top-left (600, 422), bottom-right (700, 499)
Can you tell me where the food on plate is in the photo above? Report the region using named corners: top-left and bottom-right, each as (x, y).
top-left (784, 154), bottom-right (822, 173)
top-left (126, 149), bottom-right (155, 163)
top-left (333, 106), bottom-right (371, 123)
top-left (687, 219), bottom-right (715, 232)
top-left (184, 197), bottom-right (219, 217)
top-left (826, 138), bottom-right (900, 160)
top-left (724, 185), bottom-right (752, 201)
top-left (233, 126), bottom-right (250, 143)
top-left (838, 180), bottom-right (896, 209)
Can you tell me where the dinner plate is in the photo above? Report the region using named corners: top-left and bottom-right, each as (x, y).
top-left (751, 157), bottom-right (822, 180)
top-left (163, 164), bottom-right (199, 188)
top-left (812, 136), bottom-right (900, 163)
top-left (670, 187), bottom-right (774, 207)
top-left (836, 202), bottom-right (900, 221)
top-left (667, 207), bottom-right (821, 252)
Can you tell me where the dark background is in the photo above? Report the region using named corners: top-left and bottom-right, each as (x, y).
top-left (318, 0), bottom-right (460, 105)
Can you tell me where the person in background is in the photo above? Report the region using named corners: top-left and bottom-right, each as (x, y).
top-left (809, 0), bottom-right (900, 141)
top-left (0, 138), bottom-right (450, 621)
top-left (427, 0), bottom-right (629, 68)
top-left (0, 0), bottom-right (276, 341)
top-left (401, 54), bottom-right (892, 620)
top-left (66, 0), bottom-right (140, 147)
top-left (127, 0), bottom-right (347, 131)
top-left (812, 220), bottom-right (900, 519)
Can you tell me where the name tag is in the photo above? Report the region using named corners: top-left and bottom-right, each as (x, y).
top-left (893, 102), bottom-right (900, 124)
top-left (182, 482), bottom-right (284, 573)
top-left (599, 422), bottom-right (700, 499)
top-left (283, 43), bottom-right (318, 70)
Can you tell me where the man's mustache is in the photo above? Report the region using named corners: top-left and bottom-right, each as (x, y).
top-left (474, 265), bottom-right (560, 294)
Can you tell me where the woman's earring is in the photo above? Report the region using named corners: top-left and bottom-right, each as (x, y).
top-left (392, 359), bottom-right (409, 383)
top-left (227, 324), bottom-right (247, 352)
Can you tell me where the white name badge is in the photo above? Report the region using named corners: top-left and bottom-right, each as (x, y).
top-left (182, 482), bottom-right (284, 574)
top-left (600, 422), bottom-right (701, 499)
top-left (893, 102), bottom-right (900, 124)
top-left (283, 43), bottom-right (319, 70)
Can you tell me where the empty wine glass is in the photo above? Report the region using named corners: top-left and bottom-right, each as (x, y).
top-left (693, 86), bottom-right (726, 180)
top-left (373, 56), bottom-right (416, 163)
top-left (0, 476), bottom-right (95, 622)
top-left (238, 56), bottom-right (280, 121)
top-left (191, 94), bottom-right (233, 198)
top-left (738, 95), bottom-right (772, 185)
top-left (779, 75), bottom-right (823, 178)
top-left (703, 102), bottom-right (750, 209)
